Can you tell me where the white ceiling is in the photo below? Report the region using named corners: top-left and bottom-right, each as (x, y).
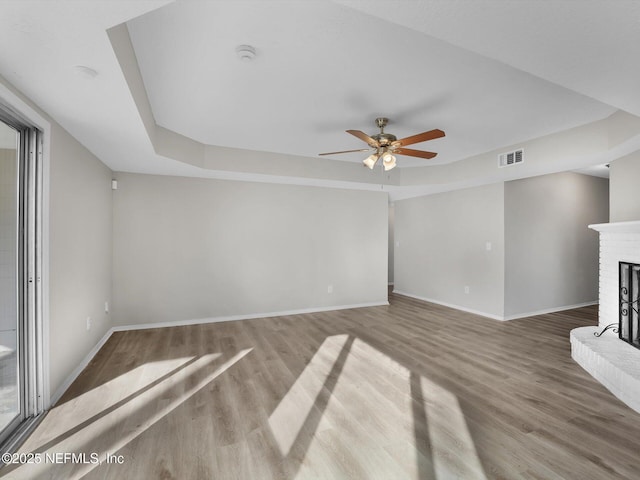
top-left (126, 0), bottom-right (615, 166)
top-left (0, 0), bottom-right (638, 192)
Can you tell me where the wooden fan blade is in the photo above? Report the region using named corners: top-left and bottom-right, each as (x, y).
top-left (346, 130), bottom-right (380, 147)
top-left (392, 129), bottom-right (445, 147)
top-left (394, 147), bottom-right (438, 159)
top-left (319, 148), bottom-right (372, 156)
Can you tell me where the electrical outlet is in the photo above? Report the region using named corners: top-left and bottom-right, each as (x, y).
top-left (86, 317), bottom-right (92, 331)
top-left (327, 285), bottom-right (333, 294)
top-left (486, 242), bottom-right (492, 251)
top-left (104, 301), bottom-right (109, 314)
top-left (464, 286), bottom-right (470, 294)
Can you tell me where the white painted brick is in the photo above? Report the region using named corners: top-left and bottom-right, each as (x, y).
top-left (596, 230), bottom-right (640, 328)
top-left (571, 327), bottom-right (640, 414)
top-left (572, 225), bottom-right (640, 413)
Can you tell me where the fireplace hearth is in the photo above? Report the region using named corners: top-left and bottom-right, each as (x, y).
top-left (570, 221), bottom-right (640, 415)
top-left (620, 262), bottom-right (640, 350)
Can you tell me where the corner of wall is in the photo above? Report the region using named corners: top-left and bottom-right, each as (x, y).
top-left (610, 150), bottom-right (640, 222)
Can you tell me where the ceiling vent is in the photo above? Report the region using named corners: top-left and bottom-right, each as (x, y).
top-left (498, 148), bottom-right (524, 167)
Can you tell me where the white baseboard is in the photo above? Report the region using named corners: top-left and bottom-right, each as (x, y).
top-left (502, 301), bottom-right (598, 321)
top-left (50, 328), bottom-right (114, 406)
top-left (392, 290), bottom-right (504, 320)
top-left (113, 301), bottom-right (389, 332)
top-left (50, 301), bottom-right (388, 406)
top-left (392, 290), bottom-right (597, 322)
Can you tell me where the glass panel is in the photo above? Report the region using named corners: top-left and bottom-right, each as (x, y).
top-left (633, 265), bottom-right (640, 348)
top-left (620, 263), bottom-right (630, 340)
top-left (0, 120), bottom-right (20, 435)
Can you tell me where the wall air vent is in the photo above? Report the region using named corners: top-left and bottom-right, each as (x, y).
top-left (498, 148), bottom-right (524, 167)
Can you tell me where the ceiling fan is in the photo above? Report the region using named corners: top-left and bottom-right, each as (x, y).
top-left (319, 117), bottom-right (445, 171)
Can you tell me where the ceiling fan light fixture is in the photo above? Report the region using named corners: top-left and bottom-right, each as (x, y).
top-left (382, 152), bottom-right (396, 171)
top-left (363, 153), bottom-right (380, 169)
top-left (319, 117), bottom-right (445, 169)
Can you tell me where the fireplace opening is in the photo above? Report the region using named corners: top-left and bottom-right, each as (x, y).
top-left (619, 262), bottom-right (640, 350)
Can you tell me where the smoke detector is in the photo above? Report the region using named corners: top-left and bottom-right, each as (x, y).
top-left (235, 45), bottom-right (256, 61)
top-left (73, 65), bottom-right (98, 79)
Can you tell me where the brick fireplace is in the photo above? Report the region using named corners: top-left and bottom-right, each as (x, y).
top-left (571, 220), bottom-right (640, 414)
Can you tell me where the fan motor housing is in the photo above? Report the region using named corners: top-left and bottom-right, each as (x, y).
top-left (372, 133), bottom-right (397, 146)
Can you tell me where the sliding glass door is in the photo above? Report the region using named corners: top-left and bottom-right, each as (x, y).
top-left (0, 120), bottom-right (20, 440)
top-left (0, 109), bottom-right (44, 449)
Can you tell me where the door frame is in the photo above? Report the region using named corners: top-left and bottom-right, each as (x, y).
top-left (0, 82), bottom-right (50, 452)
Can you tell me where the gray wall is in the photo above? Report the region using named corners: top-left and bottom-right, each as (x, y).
top-left (610, 151), bottom-right (640, 222)
top-left (394, 183), bottom-right (505, 318)
top-left (49, 121), bottom-right (113, 397)
top-left (112, 173), bottom-right (388, 326)
top-left (504, 172), bottom-right (608, 317)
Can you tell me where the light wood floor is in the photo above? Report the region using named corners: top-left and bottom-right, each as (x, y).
top-left (0, 350), bottom-right (19, 434)
top-left (4, 293), bottom-right (640, 479)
